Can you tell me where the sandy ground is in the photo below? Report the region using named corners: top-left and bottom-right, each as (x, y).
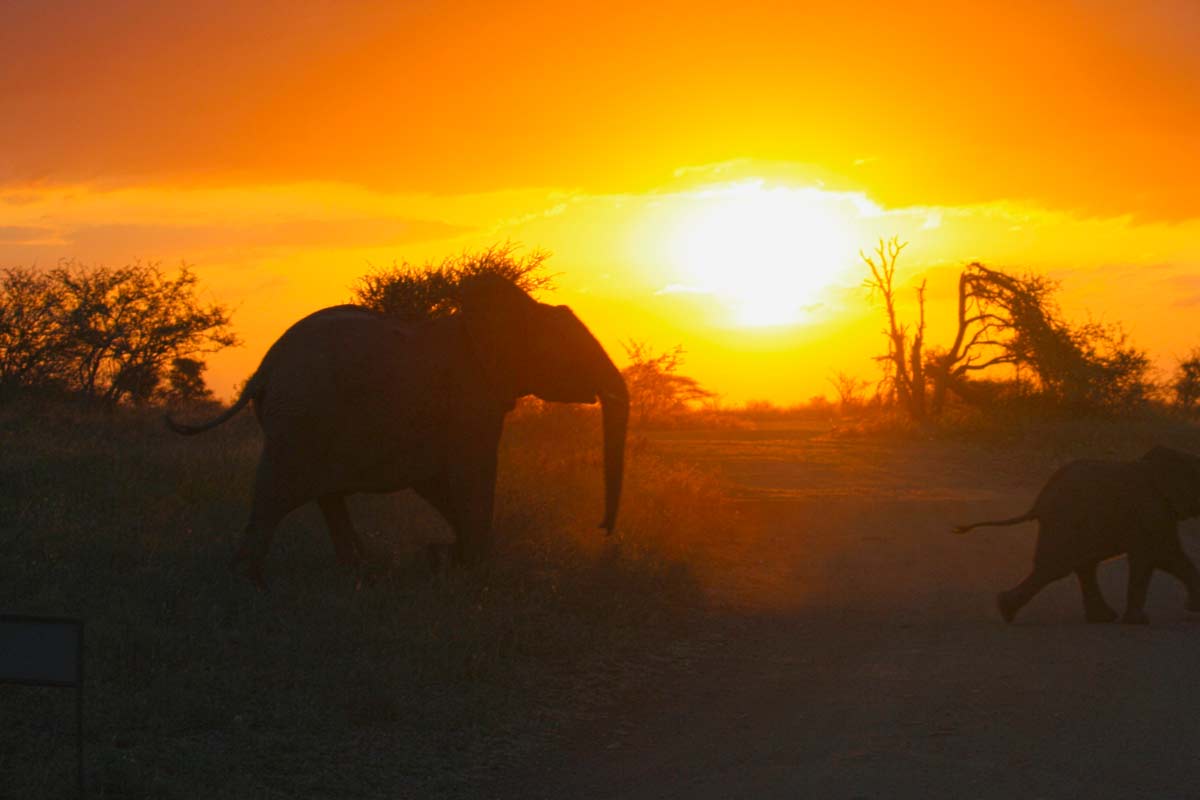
top-left (498, 424), bottom-right (1200, 799)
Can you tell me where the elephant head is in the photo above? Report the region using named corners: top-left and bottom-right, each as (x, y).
top-left (1141, 446), bottom-right (1200, 520)
top-left (460, 275), bottom-right (629, 533)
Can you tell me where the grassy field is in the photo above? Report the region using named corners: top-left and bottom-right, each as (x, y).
top-left (9, 400), bottom-right (1200, 798)
top-left (0, 401), bottom-right (735, 799)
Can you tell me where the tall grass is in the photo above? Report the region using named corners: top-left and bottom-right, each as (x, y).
top-left (0, 401), bottom-right (727, 798)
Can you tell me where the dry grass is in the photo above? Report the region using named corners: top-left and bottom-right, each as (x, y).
top-left (824, 402), bottom-right (1200, 462)
top-left (0, 402), bottom-right (731, 799)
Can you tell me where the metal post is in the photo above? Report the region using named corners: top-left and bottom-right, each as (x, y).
top-left (77, 620), bottom-right (85, 799)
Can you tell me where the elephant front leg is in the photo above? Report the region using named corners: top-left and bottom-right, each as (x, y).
top-left (1154, 544), bottom-right (1200, 613)
top-left (1075, 563), bottom-right (1118, 623)
top-left (414, 472), bottom-right (497, 570)
top-left (318, 494), bottom-right (364, 568)
top-left (1121, 553), bottom-right (1154, 624)
top-left (444, 478), bottom-right (498, 566)
top-left (415, 418), bottom-right (503, 571)
top-left (318, 494), bottom-right (387, 587)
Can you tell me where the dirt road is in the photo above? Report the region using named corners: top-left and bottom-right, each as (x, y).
top-left (504, 425), bottom-right (1200, 799)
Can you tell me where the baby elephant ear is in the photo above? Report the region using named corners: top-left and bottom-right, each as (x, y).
top-left (1142, 446), bottom-right (1200, 519)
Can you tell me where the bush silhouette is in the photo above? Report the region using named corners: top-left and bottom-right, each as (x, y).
top-left (0, 262), bottom-right (236, 405)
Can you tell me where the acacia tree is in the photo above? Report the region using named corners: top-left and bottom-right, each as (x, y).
top-left (0, 262), bottom-right (237, 404)
top-left (1171, 350), bottom-right (1200, 412)
top-left (928, 263), bottom-right (1150, 413)
top-left (621, 341), bottom-right (713, 426)
top-left (862, 246), bottom-right (1150, 419)
top-left (160, 357), bottom-right (215, 406)
top-left (56, 263), bottom-right (238, 405)
top-left (0, 267), bottom-right (70, 392)
top-left (353, 244), bottom-right (553, 319)
top-left (925, 264), bottom-right (1039, 413)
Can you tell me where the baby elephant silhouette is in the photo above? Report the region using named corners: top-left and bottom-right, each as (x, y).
top-left (954, 446), bottom-right (1200, 624)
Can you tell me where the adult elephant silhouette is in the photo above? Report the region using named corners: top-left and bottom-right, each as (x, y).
top-left (167, 275), bottom-right (628, 586)
top-left (954, 446), bottom-right (1200, 624)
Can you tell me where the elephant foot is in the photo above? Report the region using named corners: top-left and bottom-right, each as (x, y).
top-left (334, 551), bottom-right (362, 570)
top-left (1085, 606), bottom-right (1119, 624)
top-left (229, 552), bottom-right (268, 591)
top-left (1121, 609), bottom-right (1149, 625)
top-left (354, 555), bottom-right (393, 590)
top-left (426, 543), bottom-right (451, 577)
top-left (996, 592), bottom-right (1020, 624)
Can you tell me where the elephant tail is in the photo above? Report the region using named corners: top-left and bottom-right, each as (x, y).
top-left (952, 509), bottom-right (1037, 535)
top-left (164, 373), bottom-right (260, 435)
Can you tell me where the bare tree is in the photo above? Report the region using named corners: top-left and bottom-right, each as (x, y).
top-left (862, 237), bottom-right (927, 421)
top-left (827, 370), bottom-right (867, 414)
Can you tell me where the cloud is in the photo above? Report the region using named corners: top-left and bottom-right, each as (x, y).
top-left (0, 226), bottom-right (61, 245)
top-left (52, 217), bottom-right (471, 260)
top-left (1153, 272), bottom-right (1200, 309)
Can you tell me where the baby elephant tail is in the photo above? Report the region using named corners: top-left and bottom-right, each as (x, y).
top-left (952, 509), bottom-right (1037, 535)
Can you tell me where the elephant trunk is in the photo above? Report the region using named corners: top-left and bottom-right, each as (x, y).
top-left (597, 361), bottom-right (629, 534)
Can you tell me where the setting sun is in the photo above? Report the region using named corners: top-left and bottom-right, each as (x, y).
top-left (665, 182), bottom-right (858, 327)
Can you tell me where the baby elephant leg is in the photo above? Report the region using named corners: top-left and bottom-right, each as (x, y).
top-left (1154, 542), bottom-right (1200, 613)
top-left (998, 565), bottom-right (1067, 623)
top-left (1075, 562), bottom-right (1118, 623)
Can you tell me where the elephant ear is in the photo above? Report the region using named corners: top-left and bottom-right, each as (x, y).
top-left (1142, 446), bottom-right (1200, 520)
top-left (459, 274), bottom-right (538, 405)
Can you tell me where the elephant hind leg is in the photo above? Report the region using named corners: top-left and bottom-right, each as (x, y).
top-left (1075, 562), bottom-right (1118, 623)
top-left (232, 456), bottom-right (310, 588)
top-left (998, 565), bottom-right (1068, 623)
top-left (232, 517), bottom-right (284, 589)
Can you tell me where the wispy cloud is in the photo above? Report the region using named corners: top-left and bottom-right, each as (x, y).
top-left (0, 226), bottom-right (62, 246)
top-left (63, 217), bottom-right (470, 259)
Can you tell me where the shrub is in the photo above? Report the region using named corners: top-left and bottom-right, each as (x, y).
top-left (0, 262), bottom-right (236, 405)
top-left (352, 244), bottom-right (553, 320)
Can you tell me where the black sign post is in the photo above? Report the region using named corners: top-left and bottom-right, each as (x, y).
top-left (0, 614), bottom-right (85, 798)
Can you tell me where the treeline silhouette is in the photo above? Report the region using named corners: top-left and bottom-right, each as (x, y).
top-left (863, 237), bottom-right (1160, 421)
top-left (0, 262), bottom-right (236, 406)
top-left (10, 241), bottom-right (1192, 425)
top-left (0, 247), bottom-right (712, 428)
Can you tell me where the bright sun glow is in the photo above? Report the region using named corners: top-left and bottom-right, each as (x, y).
top-left (667, 181), bottom-right (859, 327)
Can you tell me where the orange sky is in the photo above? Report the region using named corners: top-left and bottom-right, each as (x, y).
top-left (2, 1), bottom-right (1199, 403)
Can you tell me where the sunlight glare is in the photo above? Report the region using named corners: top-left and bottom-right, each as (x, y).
top-left (667, 182), bottom-right (856, 327)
